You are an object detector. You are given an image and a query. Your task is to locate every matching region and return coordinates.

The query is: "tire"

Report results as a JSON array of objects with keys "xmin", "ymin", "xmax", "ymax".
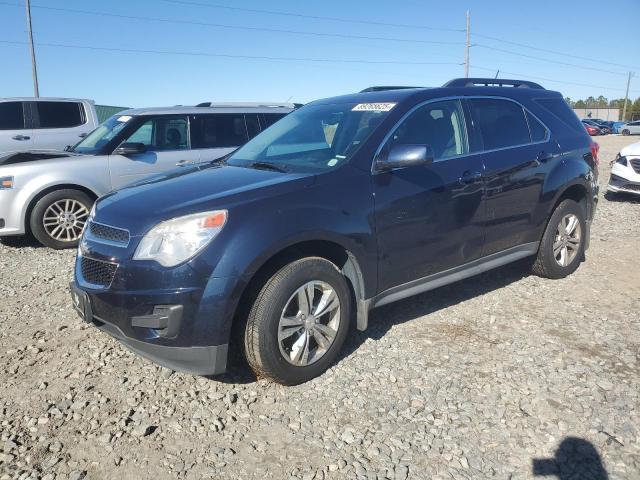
[
  {"xmin": 243, "ymin": 257, "xmax": 351, "ymax": 385},
  {"xmin": 30, "ymin": 189, "xmax": 93, "ymax": 249},
  {"xmin": 622, "ymin": 129, "xmax": 630, "ymax": 136},
  {"xmin": 532, "ymin": 199, "xmax": 586, "ymax": 279}
]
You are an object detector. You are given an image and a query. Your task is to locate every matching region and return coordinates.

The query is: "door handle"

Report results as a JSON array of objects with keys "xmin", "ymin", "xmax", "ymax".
[
  {"xmin": 176, "ymin": 159, "xmax": 195, "ymax": 166},
  {"xmin": 78, "ymin": 133, "xmax": 88, "ymax": 138},
  {"xmin": 458, "ymin": 171, "xmax": 483, "ymax": 184},
  {"xmin": 12, "ymin": 135, "xmax": 30, "ymax": 141}
]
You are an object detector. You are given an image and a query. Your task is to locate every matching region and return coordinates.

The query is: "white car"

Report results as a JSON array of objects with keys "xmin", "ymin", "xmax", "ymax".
[
  {"xmin": 620, "ymin": 120, "xmax": 640, "ymax": 136},
  {"xmin": 608, "ymin": 140, "xmax": 640, "ymax": 195},
  {"xmin": 0, "ymin": 98, "xmax": 99, "ymax": 153}
]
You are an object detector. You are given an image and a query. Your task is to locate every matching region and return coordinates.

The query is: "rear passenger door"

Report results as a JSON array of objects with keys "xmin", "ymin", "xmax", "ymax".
[
  {"xmin": 0, "ymin": 101, "xmax": 33, "ymax": 153},
  {"xmin": 189, "ymin": 113, "xmax": 250, "ymax": 162},
  {"xmin": 30, "ymin": 101, "xmax": 92, "ymax": 151},
  {"xmin": 467, "ymin": 98, "xmax": 556, "ymax": 256}
]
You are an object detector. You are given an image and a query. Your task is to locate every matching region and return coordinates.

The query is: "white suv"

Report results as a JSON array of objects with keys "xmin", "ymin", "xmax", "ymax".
[
  {"xmin": 0, "ymin": 98, "xmax": 99, "ymax": 153},
  {"xmin": 0, "ymin": 103, "xmax": 294, "ymax": 248},
  {"xmin": 608, "ymin": 140, "xmax": 640, "ymax": 196}
]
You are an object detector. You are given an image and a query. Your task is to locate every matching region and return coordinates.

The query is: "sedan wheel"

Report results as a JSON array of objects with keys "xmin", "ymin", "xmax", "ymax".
[{"xmin": 42, "ymin": 199, "xmax": 89, "ymax": 243}]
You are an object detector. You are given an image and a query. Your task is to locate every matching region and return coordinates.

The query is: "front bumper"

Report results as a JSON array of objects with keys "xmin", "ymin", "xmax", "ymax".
[
  {"xmin": 70, "ymin": 281, "xmax": 230, "ymax": 375},
  {"xmin": 0, "ymin": 188, "xmax": 26, "ymax": 236},
  {"xmin": 608, "ymin": 162, "xmax": 640, "ymax": 195}
]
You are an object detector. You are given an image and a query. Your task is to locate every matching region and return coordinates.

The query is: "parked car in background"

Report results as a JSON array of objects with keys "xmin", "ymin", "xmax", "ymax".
[
  {"xmin": 0, "ymin": 98, "xmax": 99, "ymax": 154},
  {"xmin": 608, "ymin": 140, "xmax": 640, "ymax": 196},
  {"xmin": 620, "ymin": 120, "xmax": 640, "ymax": 136},
  {"xmin": 582, "ymin": 119, "xmax": 609, "ymax": 134},
  {"xmin": 0, "ymin": 103, "xmax": 294, "ymax": 248},
  {"xmin": 582, "ymin": 121, "xmax": 601, "ymax": 136},
  {"xmin": 612, "ymin": 121, "xmax": 626, "ymax": 134},
  {"xmin": 70, "ymin": 78, "xmax": 599, "ymax": 385}
]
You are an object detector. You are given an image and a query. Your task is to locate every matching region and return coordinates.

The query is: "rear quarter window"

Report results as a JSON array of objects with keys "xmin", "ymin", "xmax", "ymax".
[{"xmin": 534, "ymin": 98, "xmax": 585, "ymax": 134}]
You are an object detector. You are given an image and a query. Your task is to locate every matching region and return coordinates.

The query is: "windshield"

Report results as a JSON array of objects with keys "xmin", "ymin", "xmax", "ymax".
[
  {"xmin": 72, "ymin": 114, "xmax": 133, "ymax": 154},
  {"xmin": 227, "ymin": 102, "xmax": 393, "ymax": 173}
]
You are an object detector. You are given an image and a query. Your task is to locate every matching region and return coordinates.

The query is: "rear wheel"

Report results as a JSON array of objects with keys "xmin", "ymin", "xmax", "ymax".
[
  {"xmin": 622, "ymin": 129, "xmax": 630, "ymax": 136},
  {"xmin": 243, "ymin": 257, "xmax": 351, "ymax": 385},
  {"xmin": 532, "ymin": 199, "xmax": 586, "ymax": 279},
  {"xmin": 30, "ymin": 189, "xmax": 93, "ymax": 249}
]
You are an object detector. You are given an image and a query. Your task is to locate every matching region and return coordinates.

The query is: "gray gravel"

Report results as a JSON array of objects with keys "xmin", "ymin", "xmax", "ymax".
[{"xmin": 1, "ymin": 135, "xmax": 639, "ymax": 479}]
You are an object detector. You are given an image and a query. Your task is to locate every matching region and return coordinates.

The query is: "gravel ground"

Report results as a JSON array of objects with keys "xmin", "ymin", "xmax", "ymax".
[{"xmin": 1, "ymin": 135, "xmax": 639, "ymax": 480}]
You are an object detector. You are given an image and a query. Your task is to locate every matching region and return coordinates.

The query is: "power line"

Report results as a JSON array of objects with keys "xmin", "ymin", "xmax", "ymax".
[
  {"xmin": 0, "ymin": 39, "xmax": 463, "ymax": 66},
  {"xmin": 160, "ymin": 0, "xmax": 465, "ymax": 32},
  {"xmin": 0, "ymin": 2, "xmax": 463, "ymax": 47},
  {"xmin": 472, "ymin": 65, "xmax": 639, "ymax": 95},
  {"xmin": 474, "ymin": 44, "xmax": 629, "ymax": 76},
  {"xmin": 472, "ymin": 33, "xmax": 640, "ymax": 71}
]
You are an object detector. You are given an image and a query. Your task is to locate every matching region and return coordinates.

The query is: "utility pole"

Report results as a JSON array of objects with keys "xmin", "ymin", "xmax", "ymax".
[
  {"xmin": 622, "ymin": 71, "xmax": 633, "ymax": 121},
  {"xmin": 464, "ymin": 11, "xmax": 470, "ymax": 78},
  {"xmin": 25, "ymin": 0, "xmax": 39, "ymax": 97}
]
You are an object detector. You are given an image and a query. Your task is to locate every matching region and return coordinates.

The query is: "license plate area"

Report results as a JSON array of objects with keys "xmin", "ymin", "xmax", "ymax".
[{"xmin": 70, "ymin": 283, "xmax": 93, "ymax": 323}]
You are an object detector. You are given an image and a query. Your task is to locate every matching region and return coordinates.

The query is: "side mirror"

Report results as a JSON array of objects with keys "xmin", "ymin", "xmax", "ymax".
[
  {"xmin": 375, "ymin": 144, "xmax": 434, "ymax": 172},
  {"xmin": 113, "ymin": 142, "xmax": 146, "ymax": 156}
]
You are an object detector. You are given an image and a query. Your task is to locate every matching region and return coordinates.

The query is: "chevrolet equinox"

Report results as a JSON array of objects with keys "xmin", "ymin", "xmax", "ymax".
[{"xmin": 70, "ymin": 78, "xmax": 599, "ymax": 385}]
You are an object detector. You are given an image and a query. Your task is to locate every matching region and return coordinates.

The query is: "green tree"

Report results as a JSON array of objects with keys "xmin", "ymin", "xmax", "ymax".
[
  {"xmin": 564, "ymin": 97, "xmax": 574, "ymax": 107},
  {"xmin": 574, "ymin": 100, "xmax": 586, "ymax": 109},
  {"xmin": 628, "ymin": 97, "xmax": 640, "ymax": 121}
]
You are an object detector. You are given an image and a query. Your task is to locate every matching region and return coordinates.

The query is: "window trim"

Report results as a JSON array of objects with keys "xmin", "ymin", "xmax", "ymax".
[
  {"xmin": 371, "ymin": 95, "xmax": 551, "ymax": 174},
  {"xmin": 30, "ymin": 101, "xmax": 87, "ymax": 130}
]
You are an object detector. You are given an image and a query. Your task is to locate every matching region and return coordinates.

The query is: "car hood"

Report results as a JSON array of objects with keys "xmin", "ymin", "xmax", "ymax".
[
  {"xmin": 94, "ymin": 164, "xmax": 314, "ymax": 236},
  {"xmin": 620, "ymin": 141, "xmax": 640, "ymax": 157},
  {"xmin": 0, "ymin": 150, "xmax": 83, "ymax": 166}
]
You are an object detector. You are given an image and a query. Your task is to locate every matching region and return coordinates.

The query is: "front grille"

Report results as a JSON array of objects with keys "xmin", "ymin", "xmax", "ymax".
[
  {"xmin": 80, "ymin": 257, "xmax": 118, "ymax": 288},
  {"xmin": 622, "ymin": 183, "xmax": 640, "ymax": 192},
  {"xmin": 88, "ymin": 221, "xmax": 130, "ymax": 245},
  {"xmin": 630, "ymin": 159, "xmax": 640, "ymax": 174}
]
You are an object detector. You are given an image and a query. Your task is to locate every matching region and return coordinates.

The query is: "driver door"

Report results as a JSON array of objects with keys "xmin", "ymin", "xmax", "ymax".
[
  {"xmin": 373, "ymin": 99, "xmax": 486, "ymax": 292},
  {"xmin": 108, "ymin": 115, "xmax": 199, "ymax": 190}
]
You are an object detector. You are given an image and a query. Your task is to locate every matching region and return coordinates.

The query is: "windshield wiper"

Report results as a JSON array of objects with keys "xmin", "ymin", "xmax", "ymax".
[
  {"xmin": 209, "ymin": 149, "xmax": 237, "ymax": 165},
  {"xmin": 246, "ymin": 161, "xmax": 288, "ymax": 173}
]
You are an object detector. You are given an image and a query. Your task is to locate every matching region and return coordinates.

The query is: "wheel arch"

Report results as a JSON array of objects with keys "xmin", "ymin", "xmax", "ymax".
[
  {"xmin": 24, "ymin": 183, "xmax": 98, "ymax": 234},
  {"xmin": 231, "ymin": 239, "xmax": 370, "ymax": 341}
]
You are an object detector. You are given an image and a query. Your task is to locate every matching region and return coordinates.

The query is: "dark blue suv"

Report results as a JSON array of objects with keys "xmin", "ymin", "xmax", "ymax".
[{"xmin": 70, "ymin": 78, "xmax": 599, "ymax": 385}]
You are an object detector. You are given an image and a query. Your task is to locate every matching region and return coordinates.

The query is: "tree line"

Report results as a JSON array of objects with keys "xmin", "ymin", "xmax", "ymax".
[{"xmin": 564, "ymin": 96, "xmax": 640, "ymax": 121}]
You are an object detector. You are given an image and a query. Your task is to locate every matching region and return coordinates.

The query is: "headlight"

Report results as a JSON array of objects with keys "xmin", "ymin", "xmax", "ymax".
[
  {"xmin": 133, "ymin": 210, "xmax": 227, "ymax": 267},
  {"xmin": 0, "ymin": 176, "xmax": 13, "ymax": 189},
  {"xmin": 615, "ymin": 154, "xmax": 628, "ymax": 166}
]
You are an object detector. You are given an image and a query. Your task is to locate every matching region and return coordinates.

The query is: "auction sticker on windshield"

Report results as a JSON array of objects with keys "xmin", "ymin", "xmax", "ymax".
[{"xmin": 352, "ymin": 103, "xmax": 396, "ymax": 112}]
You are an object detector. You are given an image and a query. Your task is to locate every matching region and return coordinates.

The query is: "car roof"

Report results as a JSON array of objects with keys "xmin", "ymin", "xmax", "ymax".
[
  {"xmin": 312, "ymin": 84, "xmax": 563, "ymax": 108},
  {"xmin": 118, "ymin": 105, "xmax": 295, "ymax": 116},
  {"xmin": 0, "ymin": 97, "xmax": 94, "ymax": 103}
]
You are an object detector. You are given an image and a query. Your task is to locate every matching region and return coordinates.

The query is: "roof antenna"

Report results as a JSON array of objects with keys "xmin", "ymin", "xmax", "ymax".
[{"xmin": 494, "ymin": 70, "xmax": 500, "ymax": 79}]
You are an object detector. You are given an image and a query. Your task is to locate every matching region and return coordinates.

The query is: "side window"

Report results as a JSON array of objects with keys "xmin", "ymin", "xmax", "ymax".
[
  {"xmin": 0, "ymin": 102, "xmax": 25, "ymax": 130},
  {"xmin": 125, "ymin": 116, "xmax": 188, "ymax": 151},
  {"xmin": 386, "ymin": 99, "xmax": 468, "ymax": 160},
  {"xmin": 35, "ymin": 102, "xmax": 84, "ymax": 128},
  {"xmin": 525, "ymin": 110, "xmax": 548, "ymax": 142},
  {"xmin": 535, "ymin": 98, "xmax": 585, "ymax": 134},
  {"xmin": 245, "ymin": 114, "xmax": 260, "ymax": 139},
  {"xmin": 191, "ymin": 114, "xmax": 248, "ymax": 149},
  {"xmin": 260, "ymin": 113, "xmax": 286, "ymax": 129},
  {"xmin": 469, "ymin": 99, "xmax": 530, "ymax": 150}
]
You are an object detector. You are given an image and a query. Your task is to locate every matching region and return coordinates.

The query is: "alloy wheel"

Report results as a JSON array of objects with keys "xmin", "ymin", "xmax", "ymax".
[
  {"xmin": 277, "ymin": 281, "xmax": 341, "ymax": 366},
  {"xmin": 42, "ymin": 199, "xmax": 89, "ymax": 243},
  {"xmin": 553, "ymin": 213, "xmax": 582, "ymax": 267}
]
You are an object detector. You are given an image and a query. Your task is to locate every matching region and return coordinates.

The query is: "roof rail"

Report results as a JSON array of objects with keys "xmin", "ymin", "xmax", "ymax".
[
  {"xmin": 195, "ymin": 101, "xmax": 300, "ymax": 108},
  {"xmin": 360, "ymin": 86, "xmax": 424, "ymax": 93},
  {"xmin": 443, "ymin": 78, "xmax": 545, "ymax": 89}
]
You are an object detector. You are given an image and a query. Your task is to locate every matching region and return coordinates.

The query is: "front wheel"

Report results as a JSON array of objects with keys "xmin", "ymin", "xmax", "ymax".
[
  {"xmin": 243, "ymin": 257, "xmax": 351, "ymax": 385},
  {"xmin": 532, "ymin": 199, "xmax": 586, "ymax": 279},
  {"xmin": 622, "ymin": 129, "xmax": 630, "ymax": 136},
  {"xmin": 30, "ymin": 189, "xmax": 93, "ymax": 249}
]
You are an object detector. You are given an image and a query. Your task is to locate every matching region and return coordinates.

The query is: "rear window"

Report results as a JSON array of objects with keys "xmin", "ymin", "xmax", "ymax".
[
  {"xmin": 0, "ymin": 102, "xmax": 25, "ymax": 130},
  {"xmin": 469, "ymin": 98, "xmax": 530, "ymax": 150},
  {"xmin": 525, "ymin": 110, "xmax": 548, "ymax": 142},
  {"xmin": 36, "ymin": 102, "xmax": 85, "ymax": 128},
  {"xmin": 534, "ymin": 98, "xmax": 585, "ymax": 134},
  {"xmin": 190, "ymin": 114, "xmax": 248, "ymax": 148}
]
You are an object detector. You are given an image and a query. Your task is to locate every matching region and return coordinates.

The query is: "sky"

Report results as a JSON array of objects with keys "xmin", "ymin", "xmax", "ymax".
[{"xmin": 1, "ymin": 0, "xmax": 639, "ymax": 108}]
